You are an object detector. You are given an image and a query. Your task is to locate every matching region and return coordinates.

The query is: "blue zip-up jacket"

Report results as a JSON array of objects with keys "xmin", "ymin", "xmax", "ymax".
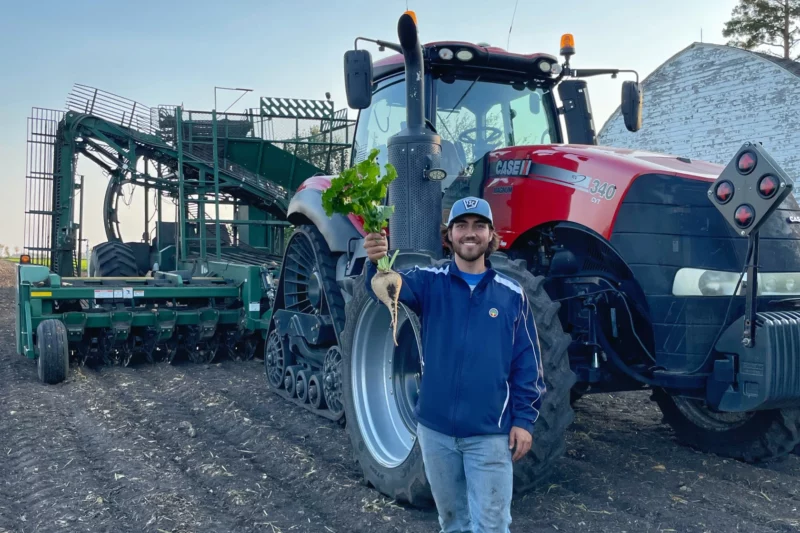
[{"xmin": 365, "ymin": 257, "xmax": 545, "ymax": 438}]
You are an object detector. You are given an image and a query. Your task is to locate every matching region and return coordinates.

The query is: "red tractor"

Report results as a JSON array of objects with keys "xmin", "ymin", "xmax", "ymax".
[{"xmin": 267, "ymin": 12, "xmax": 800, "ymax": 506}]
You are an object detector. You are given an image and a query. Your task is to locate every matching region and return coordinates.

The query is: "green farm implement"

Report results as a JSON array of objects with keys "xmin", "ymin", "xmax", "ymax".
[{"xmin": 18, "ymin": 85, "xmax": 354, "ymax": 378}]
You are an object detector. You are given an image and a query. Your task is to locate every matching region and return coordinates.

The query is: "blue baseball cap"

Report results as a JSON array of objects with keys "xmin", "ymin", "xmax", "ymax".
[{"xmin": 447, "ymin": 196, "xmax": 493, "ymax": 226}]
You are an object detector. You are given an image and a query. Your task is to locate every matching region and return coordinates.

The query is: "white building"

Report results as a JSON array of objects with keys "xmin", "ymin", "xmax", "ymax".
[{"xmin": 598, "ymin": 42, "xmax": 800, "ymax": 199}]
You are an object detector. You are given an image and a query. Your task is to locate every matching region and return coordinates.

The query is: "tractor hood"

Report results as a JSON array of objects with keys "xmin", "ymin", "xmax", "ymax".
[
  {"xmin": 479, "ymin": 142, "xmax": 800, "ymax": 274},
  {"xmin": 486, "ymin": 144, "xmax": 724, "ymax": 185}
]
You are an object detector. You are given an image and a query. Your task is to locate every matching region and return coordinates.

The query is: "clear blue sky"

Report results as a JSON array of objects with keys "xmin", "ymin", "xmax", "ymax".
[{"xmin": 0, "ymin": 0, "xmax": 738, "ymax": 251}]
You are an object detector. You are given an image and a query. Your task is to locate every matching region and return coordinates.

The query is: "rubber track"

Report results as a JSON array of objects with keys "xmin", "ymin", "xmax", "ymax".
[{"xmin": 266, "ymin": 225, "xmax": 347, "ymax": 420}]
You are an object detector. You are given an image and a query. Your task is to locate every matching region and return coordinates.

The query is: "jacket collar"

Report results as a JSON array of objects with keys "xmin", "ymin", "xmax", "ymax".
[{"xmin": 447, "ymin": 256, "xmax": 497, "ymax": 291}]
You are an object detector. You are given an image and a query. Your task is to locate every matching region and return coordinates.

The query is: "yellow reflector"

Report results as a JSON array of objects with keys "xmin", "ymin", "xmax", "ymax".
[
  {"xmin": 31, "ymin": 291, "xmax": 52, "ymax": 297},
  {"xmin": 560, "ymin": 33, "xmax": 575, "ymax": 49},
  {"xmin": 404, "ymin": 10, "xmax": 417, "ymax": 24}
]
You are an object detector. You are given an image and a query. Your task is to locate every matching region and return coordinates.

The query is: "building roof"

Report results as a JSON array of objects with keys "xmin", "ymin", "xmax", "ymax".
[
  {"xmin": 750, "ymin": 49, "xmax": 800, "ymax": 78},
  {"xmin": 597, "ymin": 42, "xmax": 800, "ymax": 135}
]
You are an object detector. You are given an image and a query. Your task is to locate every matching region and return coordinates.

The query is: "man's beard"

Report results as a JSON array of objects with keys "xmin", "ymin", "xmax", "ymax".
[{"xmin": 453, "ymin": 239, "xmax": 488, "ymax": 262}]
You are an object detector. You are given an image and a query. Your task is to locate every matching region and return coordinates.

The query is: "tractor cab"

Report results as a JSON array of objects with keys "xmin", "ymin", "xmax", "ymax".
[{"xmin": 346, "ymin": 35, "xmax": 643, "ymax": 193}]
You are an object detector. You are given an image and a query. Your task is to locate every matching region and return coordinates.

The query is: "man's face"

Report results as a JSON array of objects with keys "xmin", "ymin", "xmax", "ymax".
[{"xmin": 449, "ymin": 215, "xmax": 493, "ymax": 262}]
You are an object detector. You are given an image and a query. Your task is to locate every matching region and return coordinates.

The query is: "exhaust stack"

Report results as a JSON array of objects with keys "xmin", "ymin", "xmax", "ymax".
[{"xmin": 387, "ymin": 12, "xmax": 443, "ymax": 258}]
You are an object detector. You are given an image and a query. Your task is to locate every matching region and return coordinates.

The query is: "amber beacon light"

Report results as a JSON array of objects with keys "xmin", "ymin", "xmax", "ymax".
[{"xmin": 560, "ymin": 34, "xmax": 575, "ymax": 57}]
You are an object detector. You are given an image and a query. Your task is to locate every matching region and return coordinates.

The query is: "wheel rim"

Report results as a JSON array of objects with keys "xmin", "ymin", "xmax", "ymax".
[
  {"xmin": 283, "ymin": 231, "xmax": 324, "ymax": 315},
  {"xmin": 673, "ymin": 396, "xmax": 754, "ymax": 431},
  {"xmin": 323, "ymin": 347, "xmax": 344, "ymax": 416},
  {"xmin": 265, "ymin": 331, "xmax": 285, "ymax": 388},
  {"xmin": 352, "ymin": 299, "xmax": 422, "ymax": 468}
]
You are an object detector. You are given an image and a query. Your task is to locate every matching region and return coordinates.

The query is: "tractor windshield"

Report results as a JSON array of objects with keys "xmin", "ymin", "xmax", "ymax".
[
  {"xmin": 353, "ymin": 74, "xmax": 560, "ymax": 183},
  {"xmin": 434, "ymin": 77, "xmax": 559, "ymax": 179}
]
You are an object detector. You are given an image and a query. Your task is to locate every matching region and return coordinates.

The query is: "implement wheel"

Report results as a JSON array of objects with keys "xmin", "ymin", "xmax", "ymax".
[{"xmin": 36, "ymin": 320, "xmax": 69, "ymax": 385}]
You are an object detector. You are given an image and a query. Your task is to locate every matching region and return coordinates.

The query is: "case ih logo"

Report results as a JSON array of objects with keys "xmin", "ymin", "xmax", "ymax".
[{"xmin": 495, "ymin": 159, "xmax": 532, "ymax": 176}]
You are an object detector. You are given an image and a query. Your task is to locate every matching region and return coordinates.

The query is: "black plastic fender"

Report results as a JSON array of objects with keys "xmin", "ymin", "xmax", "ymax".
[{"xmin": 287, "ymin": 188, "xmax": 362, "ymax": 253}]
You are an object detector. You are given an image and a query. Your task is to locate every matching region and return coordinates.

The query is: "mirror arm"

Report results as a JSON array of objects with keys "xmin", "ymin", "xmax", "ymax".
[
  {"xmin": 354, "ymin": 37, "xmax": 403, "ymax": 54},
  {"xmin": 571, "ymin": 68, "xmax": 639, "ymax": 83}
]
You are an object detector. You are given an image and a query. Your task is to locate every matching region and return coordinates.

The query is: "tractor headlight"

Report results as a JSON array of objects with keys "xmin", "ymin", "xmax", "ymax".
[{"xmin": 672, "ymin": 268, "xmax": 800, "ymax": 296}]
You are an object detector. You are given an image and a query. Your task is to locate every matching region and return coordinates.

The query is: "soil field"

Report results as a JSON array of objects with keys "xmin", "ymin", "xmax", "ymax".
[{"xmin": 2, "ymin": 282, "xmax": 800, "ymax": 532}]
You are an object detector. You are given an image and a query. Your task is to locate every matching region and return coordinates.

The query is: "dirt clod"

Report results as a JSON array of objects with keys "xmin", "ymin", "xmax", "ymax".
[{"xmin": 179, "ymin": 420, "xmax": 197, "ymax": 438}]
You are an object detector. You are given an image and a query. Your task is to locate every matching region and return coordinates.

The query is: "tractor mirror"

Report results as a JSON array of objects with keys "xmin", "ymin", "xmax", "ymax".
[
  {"xmin": 708, "ymin": 142, "xmax": 794, "ymax": 237},
  {"xmin": 621, "ymin": 80, "xmax": 643, "ymax": 132},
  {"xmin": 529, "ymin": 92, "xmax": 541, "ymax": 114},
  {"xmin": 344, "ymin": 49, "xmax": 373, "ymax": 109}
]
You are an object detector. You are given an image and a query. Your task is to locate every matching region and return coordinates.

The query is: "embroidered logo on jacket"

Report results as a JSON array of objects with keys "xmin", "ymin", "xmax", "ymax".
[{"xmin": 489, "ymin": 308, "xmax": 499, "ymax": 318}]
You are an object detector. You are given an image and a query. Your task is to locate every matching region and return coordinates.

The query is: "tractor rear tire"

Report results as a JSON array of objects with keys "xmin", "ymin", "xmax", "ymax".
[
  {"xmin": 89, "ymin": 241, "xmax": 140, "ymax": 277},
  {"xmin": 36, "ymin": 319, "xmax": 69, "ymax": 385},
  {"xmin": 652, "ymin": 388, "xmax": 800, "ymax": 462},
  {"xmin": 340, "ymin": 252, "xmax": 575, "ymax": 507},
  {"xmin": 489, "ymin": 253, "xmax": 576, "ymax": 493}
]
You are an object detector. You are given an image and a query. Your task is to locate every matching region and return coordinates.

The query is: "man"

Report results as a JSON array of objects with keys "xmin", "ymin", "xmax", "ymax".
[{"xmin": 363, "ymin": 196, "xmax": 545, "ymax": 533}]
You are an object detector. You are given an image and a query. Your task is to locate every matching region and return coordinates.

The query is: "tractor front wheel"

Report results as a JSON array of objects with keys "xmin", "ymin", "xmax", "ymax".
[
  {"xmin": 340, "ymin": 266, "xmax": 432, "ymax": 507},
  {"xmin": 339, "ymin": 252, "xmax": 576, "ymax": 507},
  {"xmin": 653, "ymin": 388, "xmax": 800, "ymax": 462}
]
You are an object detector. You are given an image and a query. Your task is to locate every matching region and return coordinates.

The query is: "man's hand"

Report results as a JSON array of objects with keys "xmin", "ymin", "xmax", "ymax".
[
  {"xmin": 364, "ymin": 230, "xmax": 388, "ymax": 264},
  {"xmin": 509, "ymin": 426, "xmax": 532, "ymax": 462}
]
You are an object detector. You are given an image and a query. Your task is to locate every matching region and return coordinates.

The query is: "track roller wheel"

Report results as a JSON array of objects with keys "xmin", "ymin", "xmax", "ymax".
[
  {"xmin": 296, "ymin": 370, "xmax": 310, "ymax": 403},
  {"xmin": 284, "ymin": 365, "xmax": 302, "ymax": 397},
  {"xmin": 308, "ymin": 372, "xmax": 325, "ymax": 410},
  {"xmin": 36, "ymin": 320, "xmax": 69, "ymax": 385}
]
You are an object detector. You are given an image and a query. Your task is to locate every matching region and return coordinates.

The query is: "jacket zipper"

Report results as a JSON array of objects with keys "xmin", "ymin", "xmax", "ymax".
[{"xmin": 451, "ymin": 282, "xmax": 472, "ymax": 436}]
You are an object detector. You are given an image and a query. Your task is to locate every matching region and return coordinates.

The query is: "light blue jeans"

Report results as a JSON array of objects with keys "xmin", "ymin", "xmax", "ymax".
[{"xmin": 416, "ymin": 422, "xmax": 513, "ymax": 533}]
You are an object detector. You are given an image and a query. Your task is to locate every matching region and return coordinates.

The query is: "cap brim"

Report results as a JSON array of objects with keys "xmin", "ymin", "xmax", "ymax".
[{"xmin": 448, "ymin": 213, "xmax": 493, "ymax": 227}]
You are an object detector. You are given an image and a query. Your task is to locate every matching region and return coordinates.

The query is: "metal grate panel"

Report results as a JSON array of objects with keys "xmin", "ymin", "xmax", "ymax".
[
  {"xmin": 260, "ymin": 97, "xmax": 334, "ymax": 120},
  {"xmin": 67, "ymin": 84, "xmax": 156, "ymax": 135},
  {"xmin": 387, "ymin": 141, "xmax": 443, "ymax": 256},
  {"xmin": 24, "ymin": 108, "xmax": 65, "ymax": 268}
]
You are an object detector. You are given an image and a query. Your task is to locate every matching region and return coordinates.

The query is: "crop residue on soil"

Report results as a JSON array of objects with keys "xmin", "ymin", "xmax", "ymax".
[{"xmin": 1, "ymin": 286, "xmax": 800, "ymax": 532}]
